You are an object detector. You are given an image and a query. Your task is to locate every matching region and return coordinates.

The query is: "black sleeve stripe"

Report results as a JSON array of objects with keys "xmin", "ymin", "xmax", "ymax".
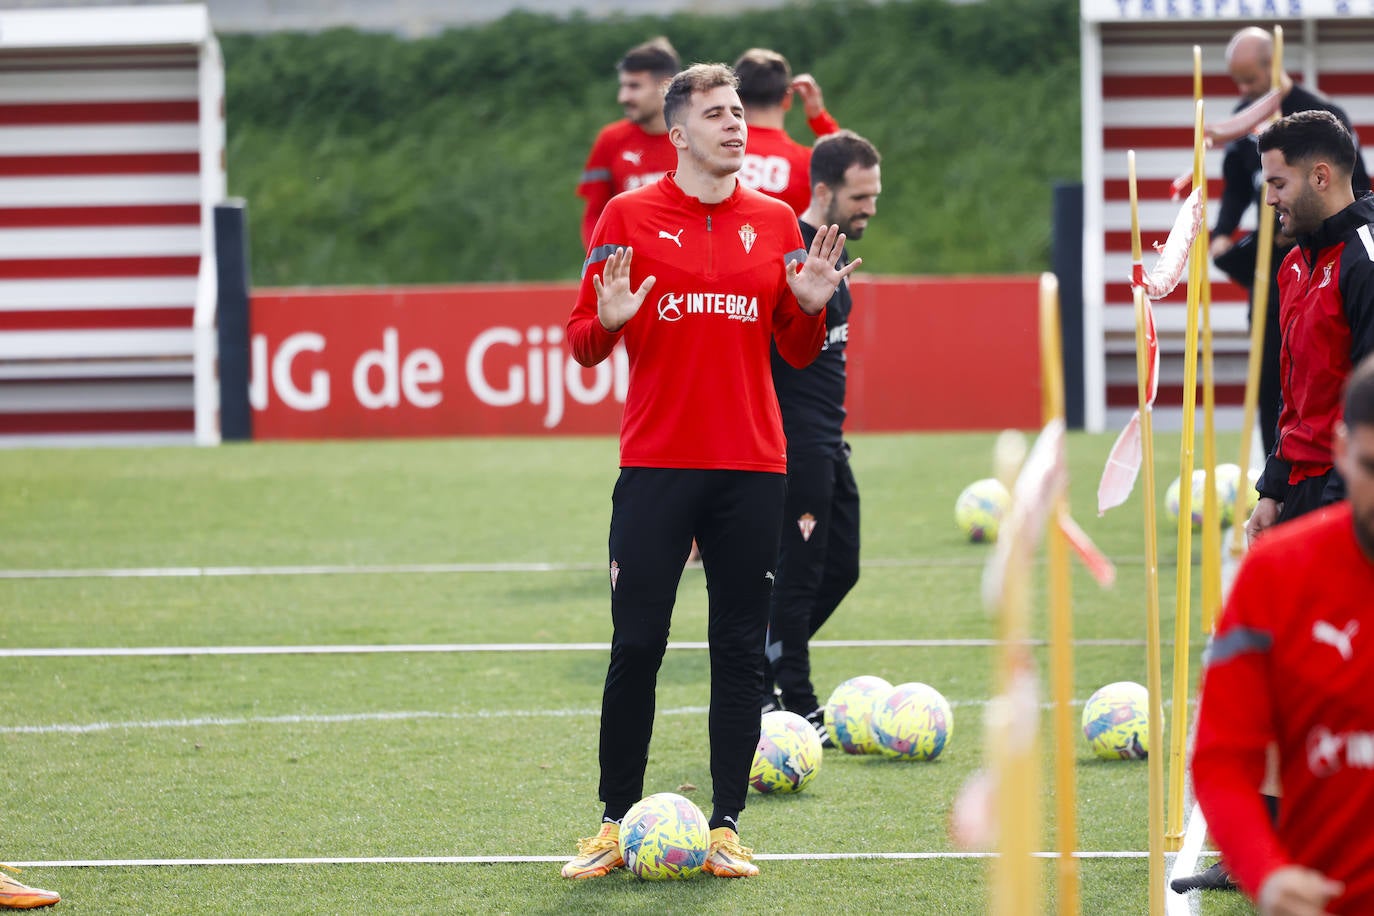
[
  {"xmin": 784, "ymin": 247, "xmax": 807, "ymax": 267},
  {"xmin": 581, "ymin": 244, "xmax": 623, "ymax": 279},
  {"xmin": 1204, "ymin": 625, "xmax": 1273, "ymax": 667}
]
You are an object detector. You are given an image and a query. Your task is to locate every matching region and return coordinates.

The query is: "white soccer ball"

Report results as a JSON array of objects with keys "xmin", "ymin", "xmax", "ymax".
[{"xmin": 955, "ymin": 478, "xmax": 1011, "ymax": 543}]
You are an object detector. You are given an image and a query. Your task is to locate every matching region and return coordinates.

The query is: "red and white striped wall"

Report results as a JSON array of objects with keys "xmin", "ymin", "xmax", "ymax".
[
  {"xmin": 1080, "ymin": 3, "xmax": 1374, "ymax": 433},
  {"xmin": 0, "ymin": 4, "xmax": 224, "ymax": 446}
]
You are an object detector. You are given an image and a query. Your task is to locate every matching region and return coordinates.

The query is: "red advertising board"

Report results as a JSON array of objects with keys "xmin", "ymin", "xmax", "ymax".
[{"xmin": 250, "ymin": 277, "xmax": 1041, "ymax": 439}]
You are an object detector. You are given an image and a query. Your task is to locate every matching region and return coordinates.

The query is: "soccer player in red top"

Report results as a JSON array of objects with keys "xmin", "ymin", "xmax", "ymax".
[
  {"xmin": 576, "ymin": 37, "xmax": 681, "ymax": 250},
  {"xmin": 733, "ymin": 49, "xmax": 841, "ymax": 215},
  {"xmin": 1178, "ymin": 107, "xmax": 1374, "ymax": 902},
  {"xmin": 1247, "ymin": 110, "xmax": 1374, "ymax": 539},
  {"xmin": 560, "ymin": 62, "xmax": 859, "ymax": 881},
  {"xmin": 1193, "ymin": 353, "xmax": 1374, "ymax": 915}
]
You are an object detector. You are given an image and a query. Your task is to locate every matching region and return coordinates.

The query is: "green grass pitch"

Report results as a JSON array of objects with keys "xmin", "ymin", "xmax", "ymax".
[{"xmin": 0, "ymin": 432, "xmax": 1259, "ymax": 914}]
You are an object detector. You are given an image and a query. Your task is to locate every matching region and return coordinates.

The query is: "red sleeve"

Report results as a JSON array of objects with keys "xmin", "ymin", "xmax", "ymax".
[
  {"xmin": 581, "ymin": 192, "xmax": 610, "ymax": 251},
  {"xmin": 807, "ymin": 110, "xmax": 840, "ymax": 138},
  {"xmin": 567, "ymin": 205, "xmax": 625, "ymax": 367},
  {"xmin": 771, "ymin": 225, "xmax": 825, "ymax": 368},
  {"xmin": 1191, "ymin": 551, "xmax": 1292, "ymax": 898},
  {"xmin": 578, "ymin": 129, "xmax": 615, "ymax": 250}
]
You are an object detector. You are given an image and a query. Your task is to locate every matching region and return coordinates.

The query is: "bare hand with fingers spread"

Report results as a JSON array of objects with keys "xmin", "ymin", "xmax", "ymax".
[
  {"xmin": 786, "ymin": 223, "xmax": 860, "ymax": 316},
  {"xmin": 591, "ymin": 246, "xmax": 655, "ymax": 332}
]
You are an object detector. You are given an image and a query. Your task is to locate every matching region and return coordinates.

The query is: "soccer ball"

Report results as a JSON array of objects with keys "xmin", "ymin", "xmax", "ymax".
[
  {"xmin": 618, "ymin": 792, "xmax": 709, "ymax": 879},
  {"xmin": 1081, "ymin": 681, "xmax": 1149, "ymax": 760},
  {"xmin": 872, "ymin": 682, "xmax": 954, "ymax": 761},
  {"xmin": 824, "ymin": 675, "xmax": 893, "ymax": 755},
  {"xmin": 1213, "ymin": 463, "xmax": 1241, "ymax": 527},
  {"xmin": 1163, "ymin": 469, "xmax": 1208, "ymax": 528},
  {"xmin": 955, "ymin": 478, "xmax": 1011, "ymax": 543},
  {"xmin": 750, "ymin": 710, "xmax": 823, "ymax": 794},
  {"xmin": 1165, "ymin": 465, "xmax": 1259, "ymax": 529}
]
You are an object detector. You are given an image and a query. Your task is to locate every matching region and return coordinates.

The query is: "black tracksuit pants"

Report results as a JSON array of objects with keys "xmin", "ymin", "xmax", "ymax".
[
  {"xmin": 597, "ymin": 467, "xmax": 786, "ymax": 825},
  {"xmin": 764, "ymin": 444, "xmax": 860, "ymax": 716}
]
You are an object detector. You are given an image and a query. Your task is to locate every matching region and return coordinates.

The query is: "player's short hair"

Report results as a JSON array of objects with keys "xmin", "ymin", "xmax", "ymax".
[
  {"xmin": 663, "ymin": 63, "xmax": 738, "ymax": 130},
  {"xmin": 733, "ymin": 48, "xmax": 791, "ymax": 108},
  {"xmin": 810, "ymin": 130, "xmax": 881, "ymax": 189},
  {"xmin": 618, "ymin": 37, "xmax": 680, "ymax": 80},
  {"xmin": 1345, "ymin": 352, "xmax": 1374, "ymax": 430},
  {"xmin": 1257, "ymin": 110, "xmax": 1357, "ymax": 176}
]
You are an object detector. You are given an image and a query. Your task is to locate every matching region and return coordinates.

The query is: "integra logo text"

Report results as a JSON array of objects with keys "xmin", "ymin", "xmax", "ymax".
[{"xmin": 659, "ymin": 292, "xmax": 761, "ymax": 322}]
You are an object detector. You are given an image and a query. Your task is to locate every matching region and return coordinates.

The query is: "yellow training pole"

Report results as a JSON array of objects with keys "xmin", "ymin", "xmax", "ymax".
[
  {"xmin": 1165, "ymin": 97, "xmax": 1205, "ymax": 853},
  {"xmin": 1129, "ymin": 150, "xmax": 1167, "ymax": 916},
  {"xmin": 1230, "ymin": 24, "xmax": 1285, "ymax": 559},
  {"xmin": 1040, "ymin": 273, "xmax": 1078, "ymax": 916},
  {"xmin": 1196, "ymin": 44, "xmax": 1223, "ymax": 638},
  {"xmin": 989, "ymin": 457, "xmax": 1042, "ymax": 916}
]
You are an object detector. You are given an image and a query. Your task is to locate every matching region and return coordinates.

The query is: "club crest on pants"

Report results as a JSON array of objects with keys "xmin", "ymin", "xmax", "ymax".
[
  {"xmin": 797, "ymin": 512, "xmax": 817, "ymax": 541},
  {"xmin": 610, "ymin": 560, "xmax": 619, "ymax": 591}
]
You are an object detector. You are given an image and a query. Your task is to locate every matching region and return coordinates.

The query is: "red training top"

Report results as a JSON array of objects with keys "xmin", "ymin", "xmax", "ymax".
[
  {"xmin": 576, "ymin": 120, "xmax": 677, "ymax": 249},
  {"xmin": 1192, "ymin": 501, "xmax": 1374, "ymax": 913},
  {"xmin": 567, "ymin": 173, "xmax": 825, "ymax": 472},
  {"xmin": 738, "ymin": 111, "xmax": 841, "ymax": 215}
]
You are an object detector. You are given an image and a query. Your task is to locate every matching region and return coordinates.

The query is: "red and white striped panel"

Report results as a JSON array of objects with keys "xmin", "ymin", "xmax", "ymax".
[
  {"xmin": 0, "ymin": 48, "xmax": 204, "ymax": 439},
  {"xmin": 1095, "ymin": 25, "xmax": 1374, "ymax": 429}
]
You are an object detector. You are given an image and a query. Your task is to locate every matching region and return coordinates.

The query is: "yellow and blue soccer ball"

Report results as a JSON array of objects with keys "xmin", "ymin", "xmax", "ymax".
[
  {"xmin": 1081, "ymin": 681, "xmax": 1149, "ymax": 760},
  {"xmin": 872, "ymin": 682, "xmax": 954, "ymax": 761},
  {"xmin": 1166, "ymin": 465, "xmax": 1260, "ymax": 529},
  {"xmin": 955, "ymin": 478, "xmax": 1011, "ymax": 543},
  {"xmin": 750, "ymin": 710, "xmax": 823, "ymax": 794},
  {"xmin": 1164, "ymin": 468, "xmax": 1208, "ymax": 528},
  {"xmin": 824, "ymin": 675, "xmax": 893, "ymax": 755},
  {"xmin": 618, "ymin": 792, "xmax": 709, "ymax": 879}
]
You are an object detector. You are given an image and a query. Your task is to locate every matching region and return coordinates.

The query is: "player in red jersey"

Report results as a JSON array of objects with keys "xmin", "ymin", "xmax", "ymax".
[
  {"xmin": 1247, "ymin": 111, "xmax": 1374, "ymax": 539},
  {"xmin": 1193, "ymin": 353, "xmax": 1374, "ymax": 915},
  {"xmin": 733, "ymin": 48, "xmax": 841, "ymax": 215},
  {"xmin": 576, "ymin": 37, "xmax": 681, "ymax": 249},
  {"xmin": 1179, "ymin": 108, "xmax": 1374, "ymax": 900},
  {"xmin": 560, "ymin": 62, "xmax": 859, "ymax": 881}
]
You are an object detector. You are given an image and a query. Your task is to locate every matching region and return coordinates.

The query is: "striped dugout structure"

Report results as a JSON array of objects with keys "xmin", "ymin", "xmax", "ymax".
[
  {"xmin": 0, "ymin": 4, "xmax": 225, "ymax": 446},
  {"xmin": 1080, "ymin": 4, "xmax": 1374, "ymax": 433}
]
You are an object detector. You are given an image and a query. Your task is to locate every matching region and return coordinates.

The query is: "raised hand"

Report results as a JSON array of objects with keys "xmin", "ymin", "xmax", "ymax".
[
  {"xmin": 789, "ymin": 74, "xmax": 826, "ymax": 118},
  {"xmin": 592, "ymin": 247, "xmax": 656, "ymax": 332},
  {"xmin": 785, "ymin": 224, "xmax": 861, "ymax": 316}
]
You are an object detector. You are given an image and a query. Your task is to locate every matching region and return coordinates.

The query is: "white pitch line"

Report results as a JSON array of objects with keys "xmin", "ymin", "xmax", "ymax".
[
  {"xmin": 9, "ymin": 850, "xmax": 1214, "ymax": 868},
  {"xmin": 2, "ymin": 697, "xmax": 1174, "ymax": 736},
  {"xmin": 0, "ymin": 554, "xmax": 1163, "ymax": 580},
  {"xmin": 1168, "ymin": 803, "xmax": 1210, "ymax": 916},
  {"xmin": 0, "ymin": 638, "xmax": 1154, "ymax": 659}
]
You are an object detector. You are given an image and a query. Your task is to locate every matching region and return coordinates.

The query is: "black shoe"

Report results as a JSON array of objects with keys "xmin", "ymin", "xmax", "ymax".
[
  {"xmin": 804, "ymin": 708, "xmax": 835, "ymax": 749},
  {"xmin": 1169, "ymin": 861, "xmax": 1238, "ymax": 893},
  {"xmin": 761, "ymin": 687, "xmax": 785, "ymax": 716}
]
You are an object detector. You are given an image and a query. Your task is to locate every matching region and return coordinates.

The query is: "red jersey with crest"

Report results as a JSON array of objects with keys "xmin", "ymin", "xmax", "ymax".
[
  {"xmin": 739, "ymin": 111, "xmax": 840, "ymax": 215},
  {"xmin": 577, "ymin": 120, "xmax": 677, "ymax": 249},
  {"xmin": 567, "ymin": 173, "xmax": 825, "ymax": 472},
  {"xmin": 1192, "ymin": 501, "xmax": 1374, "ymax": 912},
  {"xmin": 1258, "ymin": 194, "xmax": 1374, "ymax": 496}
]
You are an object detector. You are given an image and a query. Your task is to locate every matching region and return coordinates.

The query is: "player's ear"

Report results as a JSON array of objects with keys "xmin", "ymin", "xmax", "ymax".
[
  {"xmin": 669, "ymin": 123, "xmax": 688, "ymax": 150},
  {"xmin": 1311, "ymin": 160, "xmax": 1332, "ymax": 191}
]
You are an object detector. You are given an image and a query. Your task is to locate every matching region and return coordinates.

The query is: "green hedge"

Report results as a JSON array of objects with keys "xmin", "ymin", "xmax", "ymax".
[{"xmin": 222, "ymin": 0, "xmax": 1081, "ymax": 286}]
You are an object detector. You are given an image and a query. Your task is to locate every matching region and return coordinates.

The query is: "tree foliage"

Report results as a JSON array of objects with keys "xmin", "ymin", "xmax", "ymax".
[{"xmin": 222, "ymin": 0, "xmax": 1081, "ymax": 285}]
